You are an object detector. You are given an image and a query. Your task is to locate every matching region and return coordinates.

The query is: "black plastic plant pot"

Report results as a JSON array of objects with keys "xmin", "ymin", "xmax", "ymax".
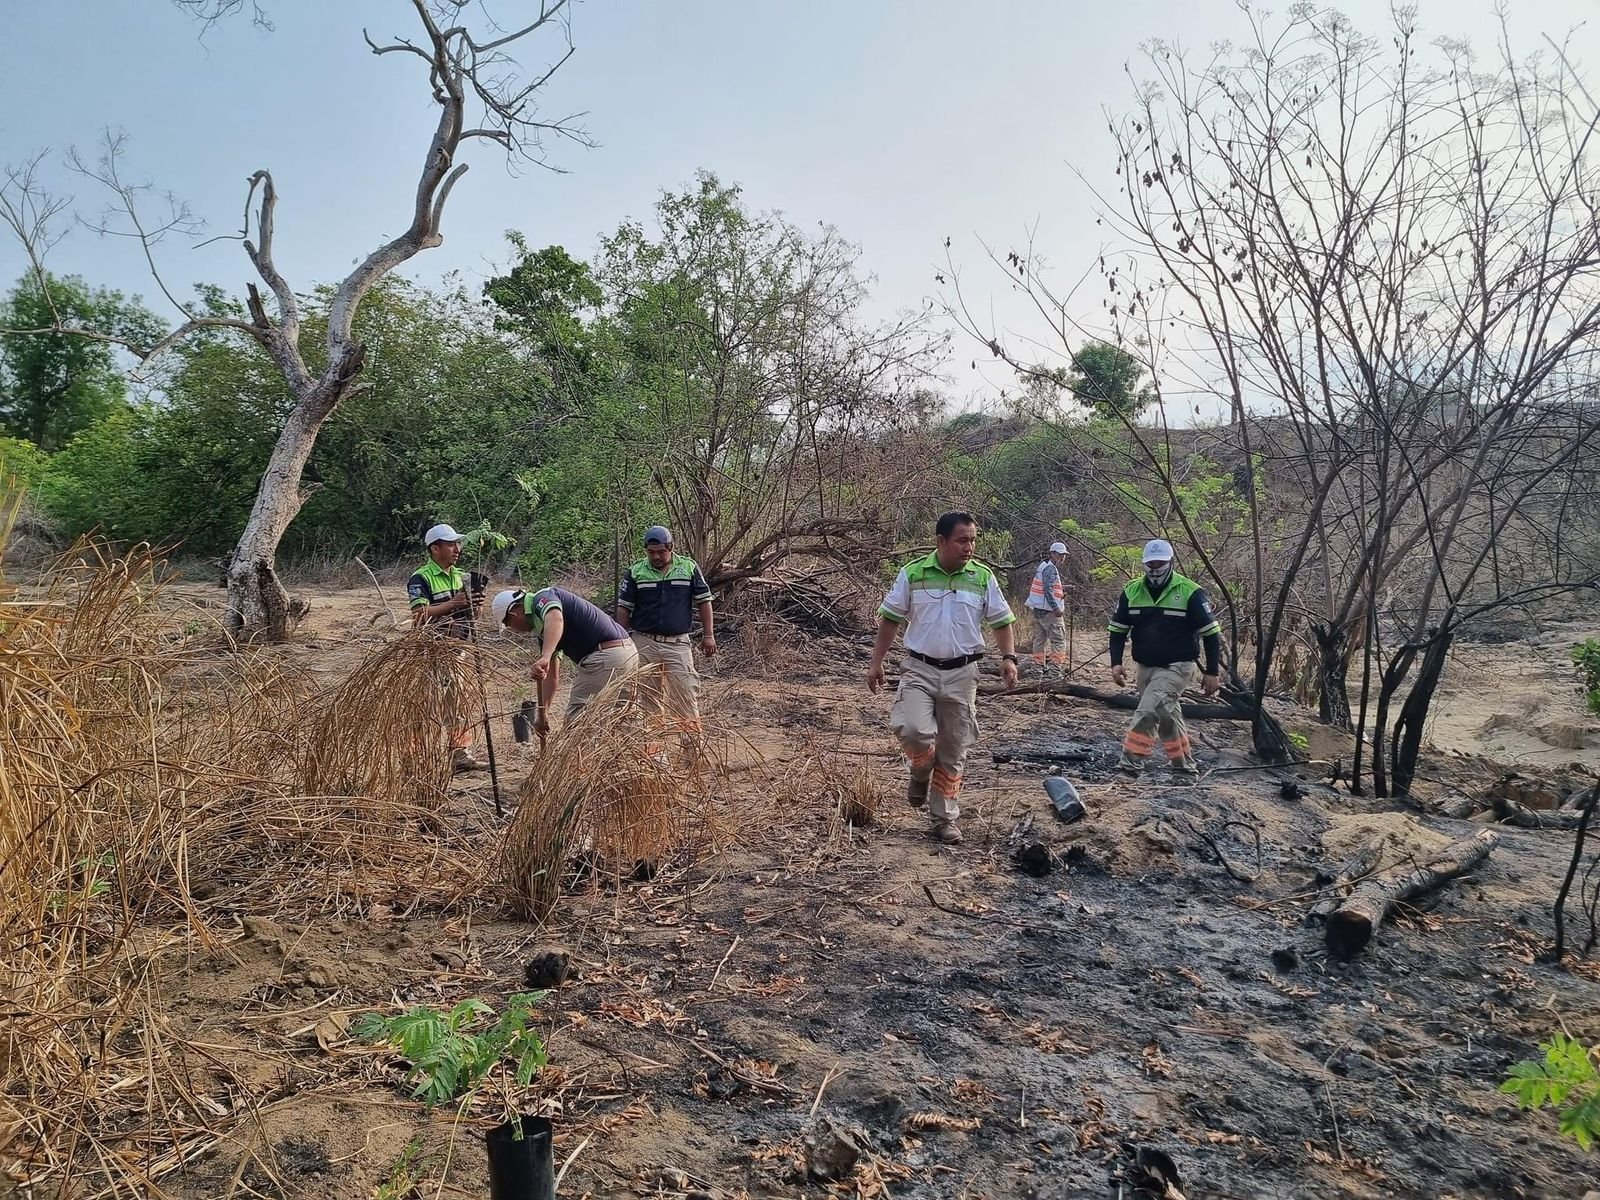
[
  {"xmin": 512, "ymin": 713, "xmax": 531, "ymax": 744},
  {"xmin": 485, "ymin": 1114, "xmax": 555, "ymax": 1200}
]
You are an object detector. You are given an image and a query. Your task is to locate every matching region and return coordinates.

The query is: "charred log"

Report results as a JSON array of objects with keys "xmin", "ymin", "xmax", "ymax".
[
  {"xmin": 1307, "ymin": 840, "xmax": 1384, "ymax": 925},
  {"xmin": 1325, "ymin": 830, "xmax": 1499, "ymax": 959}
]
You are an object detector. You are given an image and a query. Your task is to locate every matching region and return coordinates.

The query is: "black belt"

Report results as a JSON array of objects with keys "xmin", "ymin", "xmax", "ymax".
[{"xmin": 908, "ymin": 650, "xmax": 984, "ymax": 670}]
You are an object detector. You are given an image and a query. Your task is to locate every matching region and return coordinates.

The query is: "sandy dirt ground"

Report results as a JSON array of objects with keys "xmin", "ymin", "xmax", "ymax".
[
  {"xmin": 80, "ymin": 580, "xmax": 1600, "ymax": 1200},
  {"xmin": 1425, "ymin": 620, "xmax": 1600, "ymax": 772}
]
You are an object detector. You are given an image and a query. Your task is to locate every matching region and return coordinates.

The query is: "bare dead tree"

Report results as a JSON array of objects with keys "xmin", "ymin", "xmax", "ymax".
[
  {"xmin": 953, "ymin": 7, "xmax": 1600, "ymax": 787},
  {"xmin": 0, "ymin": 0, "xmax": 589, "ymax": 637}
]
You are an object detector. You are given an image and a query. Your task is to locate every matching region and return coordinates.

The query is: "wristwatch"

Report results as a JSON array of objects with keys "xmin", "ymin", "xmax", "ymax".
[{"xmin": 1001, "ymin": 653, "xmax": 1019, "ymax": 664}]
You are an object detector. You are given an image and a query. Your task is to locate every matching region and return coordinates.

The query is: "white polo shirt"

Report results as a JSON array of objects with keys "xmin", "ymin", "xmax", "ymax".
[{"xmin": 878, "ymin": 552, "xmax": 1016, "ymax": 660}]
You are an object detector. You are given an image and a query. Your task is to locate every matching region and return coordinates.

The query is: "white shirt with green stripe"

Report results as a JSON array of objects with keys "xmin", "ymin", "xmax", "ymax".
[{"xmin": 878, "ymin": 551, "xmax": 1016, "ymax": 660}]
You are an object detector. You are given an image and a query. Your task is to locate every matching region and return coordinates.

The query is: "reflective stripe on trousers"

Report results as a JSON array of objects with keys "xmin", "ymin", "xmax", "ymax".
[
  {"xmin": 890, "ymin": 656, "xmax": 980, "ymax": 822},
  {"xmin": 1028, "ymin": 609, "xmax": 1068, "ymax": 665},
  {"xmin": 1122, "ymin": 663, "xmax": 1198, "ymax": 764}
]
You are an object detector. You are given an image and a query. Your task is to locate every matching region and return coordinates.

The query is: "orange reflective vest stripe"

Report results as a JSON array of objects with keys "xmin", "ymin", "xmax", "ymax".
[{"xmin": 1028, "ymin": 564, "xmax": 1064, "ymax": 604}]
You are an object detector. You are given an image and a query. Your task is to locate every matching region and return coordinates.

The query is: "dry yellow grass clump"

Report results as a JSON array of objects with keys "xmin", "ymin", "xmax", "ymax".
[
  {"xmin": 500, "ymin": 667, "xmax": 732, "ymax": 921},
  {"xmin": 0, "ymin": 528, "xmax": 263, "ymax": 1193},
  {"xmin": 0, "ymin": 476, "xmax": 498, "ymax": 1194},
  {"xmin": 294, "ymin": 631, "xmax": 466, "ymax": 812}
]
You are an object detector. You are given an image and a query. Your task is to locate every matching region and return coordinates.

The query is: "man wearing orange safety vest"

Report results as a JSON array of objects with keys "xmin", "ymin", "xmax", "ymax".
[
  {"xmin": 1106, "ymin": 539, "xmax": 1222, "ymax": 778},
  {"xmin": 1025, "ymin": 541, "xmax": 1068, "ymax": 671}
]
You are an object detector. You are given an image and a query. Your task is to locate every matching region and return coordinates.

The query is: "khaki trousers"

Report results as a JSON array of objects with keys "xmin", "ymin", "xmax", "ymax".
[
  {"xmin": 565, "ymin": 642, "xmax": 641, "ymax": 718},
  {"xmin": 441, "ymin": 649, "xmax": 475, "ymax": 750},
  {"xmin": 1123, "ymin": 663, "xmax": 1198, "ymax": 765},
  {"xmin": 890, "ymin": 657, "xmax": 980, "ymax": 821},
  {"xmin": 633, "ymin": 635, "xmax": 701, "ymax": 731},
  {"xmin": 1027, "ymin": 609, "xmax": 1068, "ymax": 666}
]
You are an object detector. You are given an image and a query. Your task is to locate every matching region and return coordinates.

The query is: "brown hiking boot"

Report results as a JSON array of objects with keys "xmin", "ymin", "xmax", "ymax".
[
  {"xmin": 907, "ymin": 776, "xmax": 929, "ymax": 808},
  {"xmin": 450, "ymin": 748, "xmax": 487, "ymax": 775},
  {"xmin": 932, "ymin": 819, "xmax": 963, "ymax": 845}
]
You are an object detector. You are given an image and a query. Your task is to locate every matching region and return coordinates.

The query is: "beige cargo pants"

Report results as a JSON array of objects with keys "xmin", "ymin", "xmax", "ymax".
[
  {"xmin": 1123, "ymin": 662, "xmax": 1198, "ymax": 768},
  {"xmin": 565, "ymin": 642, "xmax": 641, "ymax": 718},
  {"xmin": 1028, "ymin": 609, "xmax": 1067, "ymax": 666},
  {"xmin": 891, "ymin": 657, "xmax": 980, "ymax": 821},
  {"xmin": 633, "ymin": 634, "xmax": 702, "ymax": 732},
  {"xmin": 441, "ymin": 648, "xmax": 475, "ymax": 750}
]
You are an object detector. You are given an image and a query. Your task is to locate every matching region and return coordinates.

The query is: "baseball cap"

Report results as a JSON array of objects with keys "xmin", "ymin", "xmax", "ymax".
[
  {"xmin": 491, "ymin": 589, "xmax": 521, "ymax": 625},
  {"xmin": 1048, "ymin": 541, "xmax": 1068, "ymax": 555},
  {"xmin": 644, "ymin": 525, "xmax": 673, "ymax": 546},
  {"xmin": 1142, "ymin": 538, "xmax": 1175, "ymax": 563},
  {"xmin": 424, "ymin": 523, "xmax": 464, "ymax": 547}
]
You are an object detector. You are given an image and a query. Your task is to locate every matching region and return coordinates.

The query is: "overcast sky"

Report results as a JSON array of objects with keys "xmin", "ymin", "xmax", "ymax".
[{"xmin": 2, "ymin": 0, "xmax": 1596, "ymax": 402}]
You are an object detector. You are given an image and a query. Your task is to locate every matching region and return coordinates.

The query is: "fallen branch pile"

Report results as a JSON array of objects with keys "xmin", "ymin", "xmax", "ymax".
[{"xmin": 981, "ymin": 677, "xmax": 1255, "ymax": 720}]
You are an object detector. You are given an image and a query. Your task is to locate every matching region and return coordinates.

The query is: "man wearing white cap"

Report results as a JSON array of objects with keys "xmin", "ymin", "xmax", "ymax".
[
  {"xmin": 615, "ymin": 525, "xmax": 716, "ymax": 734},
  {"xmin": 1106, "ymin": 538, "xmax": 1223, "ymax": 777},
  {"xmin": 490, "ymin": 585, "xmax": 639, "ymax": 731},
  {"xmin": 1025, "ymin": 541, "xmax": 1069, "ymax": 671},
  {"xmin": 407, "ymin": 523, "xmax": 487, "ymax": 773}
]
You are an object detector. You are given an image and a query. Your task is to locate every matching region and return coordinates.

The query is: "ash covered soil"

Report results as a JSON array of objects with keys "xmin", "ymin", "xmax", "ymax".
[{"xmin": 158, "ymin": 583, "xmax": 1600, "ymax": 1200}]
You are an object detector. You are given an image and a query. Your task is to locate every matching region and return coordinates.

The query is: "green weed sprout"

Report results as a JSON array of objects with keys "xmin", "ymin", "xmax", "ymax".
[{"xmin": 1500, "ymin": 1033, "xmax": 1600, "ymax": 1150}]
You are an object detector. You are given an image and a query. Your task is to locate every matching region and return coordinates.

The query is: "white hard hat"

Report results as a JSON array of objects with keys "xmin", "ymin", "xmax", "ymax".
[
  {"xmin": 1048, "ymin": 542, "xmax": 1068, "ymax": 555},
  {"xmin": 1142, "ymin": 538, "xmax": 1175, "ymax": 563},
  {"xmin": 491, "ymin": 589, "xmax": 520, "ymax": 625},
  {"xmin": 424, "ymin": 523, "xmax": 464, "ymax": 547}
]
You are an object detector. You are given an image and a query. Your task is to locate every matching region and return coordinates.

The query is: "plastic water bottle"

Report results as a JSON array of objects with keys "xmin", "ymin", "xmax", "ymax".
[{"xmin": 1043, "ymin": 776, "xmax": 1087, "ymax": 823}]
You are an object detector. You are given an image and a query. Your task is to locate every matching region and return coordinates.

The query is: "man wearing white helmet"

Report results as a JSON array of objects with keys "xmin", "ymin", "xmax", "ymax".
[
  {"xmin": 1106, "ymin": 538, "xmax": 1223, "ymax": 777},
  {"xmin": 1025, "ymin": 541, "xmax": 1069, "ymax": 672},
  {"xmin": 491, "ymin": 585, "xmax": 639, "ymax": 733},
  {"xmin": 407, "ymin": 523, "xmax": 488, "ymax": 774}
]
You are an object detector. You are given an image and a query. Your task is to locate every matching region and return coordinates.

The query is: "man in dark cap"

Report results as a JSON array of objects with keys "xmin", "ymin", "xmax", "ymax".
[{"xmin": 615, "ymin": 524, "xmax": 716, "ymax": 734}]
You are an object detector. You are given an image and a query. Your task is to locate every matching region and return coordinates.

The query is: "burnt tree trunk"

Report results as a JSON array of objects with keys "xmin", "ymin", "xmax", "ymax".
[
  {"xmin": 1312, "ymin": 620, "xmax": 1353, "ymax": 730},
  {"xmin": 1495, "ymin": 795, "xmax": 1589, "ymax": 831},
  {"xmin": 1550, "ymin": 783, "xmax": 1600, "ymax": 962},
  {"xmin": 1388, "ymin": 628, "xmax": 1453, "ymax": 798},
  {"xmin": 1370, "ymin": 644, "xmax": 1417, "ymax": 798},
  {"xmin": 1325, "ymin": 830, "xmax": 1499, "ymax": 958}
]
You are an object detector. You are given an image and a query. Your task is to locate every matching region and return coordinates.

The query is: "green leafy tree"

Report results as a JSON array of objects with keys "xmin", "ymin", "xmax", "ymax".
[
  {"xmin": 0, "ymin": 273, "xmax": 165, "ymax": 450},
  {"xmin": 1066, "ymin": 341, "xmax": 1155, "ymax": 421},
  {"xmin": 483, "ymin": 239, "xmax": 637, "ymax": 580},
  {"xmin": 594, "ymin": 171, "xmax": 944, "ymax": 585}
]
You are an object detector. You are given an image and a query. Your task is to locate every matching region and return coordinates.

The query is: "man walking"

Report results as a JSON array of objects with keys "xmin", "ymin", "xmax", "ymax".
[
  {"xmin": 1106, "ymin": 538, "xmax": 1223, "ymax": 777},
  {"xmin": 407, "ymin": 523, "xmax": 487, "ymax": 774},
  {"xmin": 1025, "ymin": 541, "xmax": 1069, "ymax": 671},
  {"xmin": 615, "ymin": 525, "xmax": 715, "ymax": 734},
  {"xmin": 491, "ymin": 585, "xmax": 640, "ymax": 734},
  {"xmin": 868, "ymin": 511, "xmax": 1019, "ymax": 845}
]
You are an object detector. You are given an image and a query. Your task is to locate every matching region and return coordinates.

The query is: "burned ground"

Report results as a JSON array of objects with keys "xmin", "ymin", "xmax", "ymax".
[{"xmin": 106, "ymin": 587, "xmax": 1600, "ymax": 1199}]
